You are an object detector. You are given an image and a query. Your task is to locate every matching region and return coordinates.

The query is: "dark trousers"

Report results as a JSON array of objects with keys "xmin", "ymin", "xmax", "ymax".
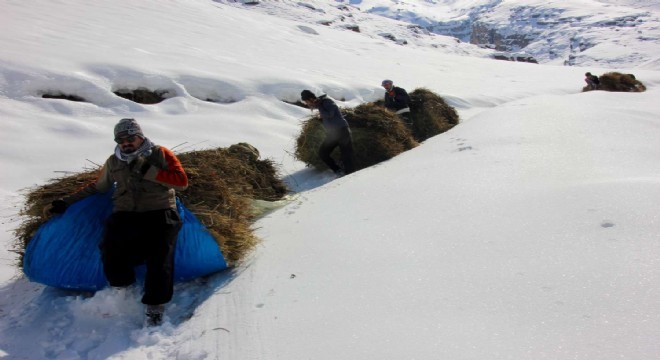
[
  {"xmin": 100, "ymin": 209, "xmax": 182, "ymax": 305},
  {"xmin": 319, "ymin": 126, "xmax": 355, "ymax": 174}
]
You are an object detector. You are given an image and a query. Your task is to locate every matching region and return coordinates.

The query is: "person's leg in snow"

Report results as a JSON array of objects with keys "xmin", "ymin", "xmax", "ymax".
[
  {"xmin": 145, "ymin": 304, "xmax": 165, "ymax": 327},
  {"xmin": 318, "ymin": 135, "xmax": 342, "ymax": 174},
  {"xmin": 101, "ymin": 209, "xmax": 182, "ymax": 327},
  {"xmin": 319, "ymin": 127, "xmax": 355, "ymax": 176},
  {"xmin": 337, "ymin": 127, "xmax": 355, "ymax": 175},
  {"xmin": 141, "ymin": 209, "xmax": 181, "ymax": 326},
  {"xmin": 100, "ymin": 212, "xmax": 140, "ymax": 287}
]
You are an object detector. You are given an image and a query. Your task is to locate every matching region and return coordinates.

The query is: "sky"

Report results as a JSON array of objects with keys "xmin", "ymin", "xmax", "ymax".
[{"xmin": 0, "ymin": 0, "xmax": 659, "ymax": 359}]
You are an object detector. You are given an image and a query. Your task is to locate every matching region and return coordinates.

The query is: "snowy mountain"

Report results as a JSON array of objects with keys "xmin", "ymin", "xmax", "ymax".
[
  {"xmin": 213, "ymin": 0, "xmax": 495, "ymax": 57},
  {"xmin": 344, "ymin": 0, "xmax": 660, "ymax": 68},
  {"xmin": 0, "ymin": 0, "xmax": 659, "ymax": 359}
]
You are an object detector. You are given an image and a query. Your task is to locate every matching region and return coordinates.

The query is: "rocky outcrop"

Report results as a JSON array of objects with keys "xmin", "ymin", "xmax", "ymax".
[
  {"xmin": 471, "ymin": 21, "xmax": 534, "ymax": 53},
  {"xmin": 492, "ymin": 53, "xmax": 538, "ymax": 63}
]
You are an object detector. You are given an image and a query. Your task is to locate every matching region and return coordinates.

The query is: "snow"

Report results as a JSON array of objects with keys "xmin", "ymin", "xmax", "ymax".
[
  {"xmin": 349, "ymin": 0, "xmax": 660, "ymax": 67},
  {"xmin": 1, "ymin": 0, "xmax": 659, "ymax": 359}
]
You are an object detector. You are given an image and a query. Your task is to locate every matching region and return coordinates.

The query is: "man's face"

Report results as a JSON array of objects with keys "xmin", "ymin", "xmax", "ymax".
[
  {"xmin": 115, "ymin": 135, "xmax": 144, "ymax": 152},
  {"xmin": 383, "ymin": 83, "xmax": 393, "ymax": 91},
  {"xmin": 304, "ymin": 99, "xmax": 316, "ymax": 108}
]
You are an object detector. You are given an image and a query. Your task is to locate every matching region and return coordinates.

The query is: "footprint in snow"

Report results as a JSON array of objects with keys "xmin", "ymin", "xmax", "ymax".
[{"xmin": 601, "ymin": 221, "xmax": 615, "ymax": 228}]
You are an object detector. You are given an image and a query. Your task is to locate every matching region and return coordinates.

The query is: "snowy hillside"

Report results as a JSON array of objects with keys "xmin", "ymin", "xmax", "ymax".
[
  {"xmin": 213, "ymin": 0, "xmax": 494, "ymax": 57},
  {"xmin": 349, "ymin": 0, "xmax": 660, "ymax": 68},
  {"xmin": 1, "ymin": 0, "xmax": 659, "ymax": 359}
]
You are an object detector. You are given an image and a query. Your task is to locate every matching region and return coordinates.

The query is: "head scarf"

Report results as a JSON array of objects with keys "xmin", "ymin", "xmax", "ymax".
[{"xmin": 115, "ymin": 137, "xmax": 155, "ymax": 163}]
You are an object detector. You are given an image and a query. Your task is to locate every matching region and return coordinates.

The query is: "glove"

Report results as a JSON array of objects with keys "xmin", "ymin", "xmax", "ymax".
[
  {"xmin": 48, "ymin": 199, "xmax": 68, "ymax": 214},
  {"xmin": 131, "ymin": 156, "xmax": 151, "ymax": 177}
]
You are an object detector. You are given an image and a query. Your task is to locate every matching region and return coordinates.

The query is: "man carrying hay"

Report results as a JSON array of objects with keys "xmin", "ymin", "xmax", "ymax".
[
  {"xmin": 46, "ymin": 118, "xmax": 188, "ymax": 326},
  {"xmin": 300, "ymin": 90, "xmax": 355, "ymax": 176},
  {"xmin": 382, "ymin": 79, "xmax": 412, "ymax": 127},
  {"xmin": 585, "ymin": 72, "xmax": 600, "ymax": 90}
]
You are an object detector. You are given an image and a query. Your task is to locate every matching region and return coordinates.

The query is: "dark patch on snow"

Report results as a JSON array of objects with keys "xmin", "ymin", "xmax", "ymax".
[
  {"xmin": 41, "ymin": 93, "xmax": 87, "ymax": 102},
  {"xmin": 343, "ymin": 24, "xmax": 360, "ymax": 33},
  {"xmin": 113, "ymin": 87, "xmax": 174, "ymax": 104}
]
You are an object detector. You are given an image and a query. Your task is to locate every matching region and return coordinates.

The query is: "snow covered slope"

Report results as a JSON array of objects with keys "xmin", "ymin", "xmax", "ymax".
[
  {"xmin": 0, "ymin": 0, "xmax": 659, "ymax": 359},
  {"xmin": 213, "ymin": 0, "xmax": 494, "ymax": 56},
  {"xmin": 351, "ymin": 0, "xmax": 660, "ymax": 68}
]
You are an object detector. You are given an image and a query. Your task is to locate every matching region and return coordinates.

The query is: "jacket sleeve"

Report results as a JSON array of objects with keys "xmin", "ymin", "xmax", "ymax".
[
  {"xmin": 142, "ymin": 147, "xmax": 188, "ymax": 191},
  {"xmin": 320, "ymin": 99, "xmax": 339, "ymax": 118},
  {"xmin": 395, "ymin": 88, "xmax": 411, "ymax": 106},
  {"xmin": 61, "ymin": 159, "xmax": 114, "ymax": 205}
]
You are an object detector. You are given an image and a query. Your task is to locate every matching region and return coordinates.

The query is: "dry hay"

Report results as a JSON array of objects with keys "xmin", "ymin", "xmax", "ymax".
[
  {"xmin": 181, "ymin": 143, "xmax": 288, "ymax": 203},
  {"xmin": 175, "ymin": 144, "xmax": 287, "ymax": 264},
  {"xmin": 373, "ymin": 88, "xmax": 459, "ymax": 142},
  {"xmin": 13, "ymin": 170, "xmax": 99, "ymax": 266},
  {"xmin": 583, "ymin": 72, "xmax": 646, "ymax": 92},
  {"xmin": 295, "ymin": 102, "xmax": 418, "ymax": 171},
  {"xmin": 408, "ymin": 87, "xmax": 459, "ymax": 141},
  {"xmin": 13, "ymin": 143, "xmax": 287, "ymax": 268}
]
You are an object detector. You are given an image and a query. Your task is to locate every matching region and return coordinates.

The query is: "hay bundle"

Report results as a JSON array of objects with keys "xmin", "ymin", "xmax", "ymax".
[
  {"xmin": 583, "ymin": 72, "xmax": 646, "ymax": 92},
  {"xmin": 295, "ymin": 102, "xmax": 418, "ymax": 172},
  {"xmin": 14, "ymin": 170, "xmax": 98, "ymax": 266},
  {"xmin": 373, "ymin": 87, "xmax": 459, "ymax": 142},
  {"xmin": 14, "ymin": 143, "xmax": 287, "ymax": 267},
  {"xmin": 175, "ymin": 145, "xmax": 286, "ymax": 264},
  {"xmin": 408, "ymin": 88, "xmax": 459, "ymax": 141},
  {"xmin": 180, "ymin": 144, "xmax": 287, "ymax": 203}
]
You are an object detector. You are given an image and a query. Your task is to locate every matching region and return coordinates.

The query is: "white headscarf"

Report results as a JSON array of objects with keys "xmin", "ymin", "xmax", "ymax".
[{"xmin": 114, "ymin": 137, "xmax": 155, "ymax": 163}]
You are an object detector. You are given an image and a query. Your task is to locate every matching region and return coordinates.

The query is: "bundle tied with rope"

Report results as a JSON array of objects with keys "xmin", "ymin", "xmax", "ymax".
[
  {"xmin": 374, "ymin": 87, "xmax": 460, "ymax": 142},
  {"xmin": 407, "ymin": 87, "xmax": 459, "ymax": 142},
  {"xmin": 295, "ymin": 102, "xmax": 418, "ymax": 172},
  {"xmin": 582, "ymin": 72, "xmax": 646, "ymax": 93},
  {"xmin": 173, "ymin": 143, "xmax": 287, "ymax": 264},
  {"xmin": 295, "ymin": 88, "xmax": 459, "ymax": 172},
  {"xmin": 14, "ymin": 143, "xmax": 287, "ymax": 289}
]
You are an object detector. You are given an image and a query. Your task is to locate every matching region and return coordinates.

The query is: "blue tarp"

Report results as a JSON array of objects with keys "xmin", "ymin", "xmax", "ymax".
[{"xmin": 23, "ymin": 191, "xmax": 228, "ymax": 291}]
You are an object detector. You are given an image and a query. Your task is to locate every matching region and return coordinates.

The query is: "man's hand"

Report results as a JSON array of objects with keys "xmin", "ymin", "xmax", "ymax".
[{"xmin": 131, "ymin": 156, "xmax": 151, "ymax": 177}]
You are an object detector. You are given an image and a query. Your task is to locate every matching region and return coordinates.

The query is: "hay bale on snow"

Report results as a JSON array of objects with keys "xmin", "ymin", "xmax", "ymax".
[
  {"xmin": 373, "ymin": 87, "xmax": 459, "ymax": 142},
  {"xmin": 14, "ymin": 170, "xmax": 99, "ymax": 267},
  {"xmin": 295, "ymin": 102, "xmax": 418, "ymax": 172},
  {"xmin": 14, "ymin": 143, "xmax": 287, "ymax": 267},
  {"xmin": 408, "ymin": 87, "xmax": 459, "ymax": 141},
  {"xmin": 180, "ymin": 143, "xmax": 288, "ymax": 203},
  {"xmin": 583, "ymin": 72, "xmax": 646, "ymax": 92},
  {"xmin": 175, "ymin": 145, "xmax": 287, "ymax": 264}
]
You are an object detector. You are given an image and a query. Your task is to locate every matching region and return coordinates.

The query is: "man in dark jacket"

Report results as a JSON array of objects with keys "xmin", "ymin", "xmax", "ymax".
[
  {"xmin": 382, "ymin": 79, "xmax": 412, "ymax": 127},
  {"xmin": 585, "ymin": 72, "xmax": 600, "ymax": 90},
  {"xmin": 48, "ymin": 118, "xmax": 188, "ymax": 326},
  {"xmin": 301, "ymin": 90, "xmax": 355, "ymax": 176}
]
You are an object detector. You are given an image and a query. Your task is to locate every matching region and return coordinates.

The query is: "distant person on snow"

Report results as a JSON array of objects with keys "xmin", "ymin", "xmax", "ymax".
[
  {"xmin": 585, "ymin": 72, "xmax": 600, "ymax": 90},
  {"xmin": 300, "ymin": 90, "xmax": 355, "ymax": 176},
  {"xmin": 381, "ymin": 79, "xmax": 412, "ymax": 127},
  {"xmin": 47, "ymin": 118, "xmax": 188, "ymax": 327}
]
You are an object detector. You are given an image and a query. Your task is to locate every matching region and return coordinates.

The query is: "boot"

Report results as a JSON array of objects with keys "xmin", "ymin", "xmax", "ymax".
[{"xmin": 145, "ymin": 304, "xmax": 165, "ymax": 327}]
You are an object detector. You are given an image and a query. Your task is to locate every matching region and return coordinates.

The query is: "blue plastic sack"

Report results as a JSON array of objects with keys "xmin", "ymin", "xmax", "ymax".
[{"xmin": 23, "ymin": 191, "xmax": 228, "ymax": 291}]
